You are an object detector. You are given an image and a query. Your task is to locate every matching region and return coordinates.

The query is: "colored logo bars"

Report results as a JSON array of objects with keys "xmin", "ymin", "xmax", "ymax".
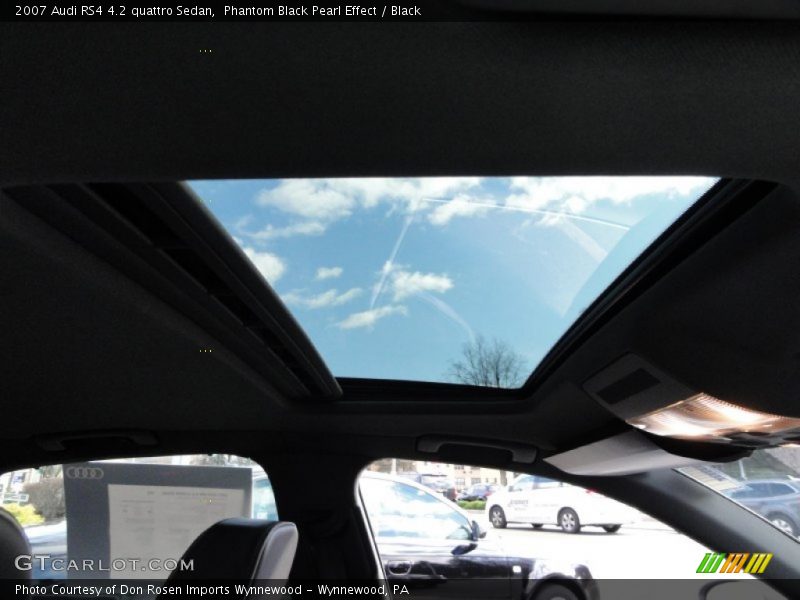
[{"xmin": 696, "ymin": 552, "xmax": 773, "ymax": 574}]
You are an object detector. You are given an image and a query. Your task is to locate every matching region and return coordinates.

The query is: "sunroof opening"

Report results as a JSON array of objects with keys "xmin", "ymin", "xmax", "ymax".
[{"xmin": 189, "ymin": 177, "xmax": 718, "ymax": 388}]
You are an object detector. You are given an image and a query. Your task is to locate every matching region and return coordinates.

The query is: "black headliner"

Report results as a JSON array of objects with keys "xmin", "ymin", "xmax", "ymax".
[{"xmin": 2, "ymin": 21, "xmax": 800, "ymax": 185}]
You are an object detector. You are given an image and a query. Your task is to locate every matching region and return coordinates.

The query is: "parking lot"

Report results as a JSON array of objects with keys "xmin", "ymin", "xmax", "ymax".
[{"xmin": 471, "ymin": 513, "xmax": 724, "ymax": 580}]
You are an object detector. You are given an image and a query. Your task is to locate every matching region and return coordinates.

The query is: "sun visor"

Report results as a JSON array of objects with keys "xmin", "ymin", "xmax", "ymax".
[{"xmin": 545, "ymin": 430, "xmax": 745, "ymax": 476}]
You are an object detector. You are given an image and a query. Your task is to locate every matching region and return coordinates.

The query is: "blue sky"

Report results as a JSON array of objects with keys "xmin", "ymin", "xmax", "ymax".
[{"xmin": 189, "ymin": 176, "xmax": 717, "ymax": 386}]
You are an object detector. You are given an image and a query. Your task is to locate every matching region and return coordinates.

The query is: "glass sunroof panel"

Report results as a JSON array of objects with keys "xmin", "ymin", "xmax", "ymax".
[{"xmin": 189, "ymin": 177, "xmax": 718, "ymax": 387}]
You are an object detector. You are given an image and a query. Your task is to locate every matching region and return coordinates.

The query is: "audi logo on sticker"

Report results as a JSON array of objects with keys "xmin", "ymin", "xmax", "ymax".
[{"xmin": 65, "ymin": 466, "xmax": 104, "ymax": 480}]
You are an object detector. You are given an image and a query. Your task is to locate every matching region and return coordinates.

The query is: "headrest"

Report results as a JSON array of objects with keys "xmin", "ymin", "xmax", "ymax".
[
  {"xmin": 159, "ymin": 518, "xmax": 298, "ymax": 592},
  {"xmin": 0, "ymin": 508, "xmax": 31, "ymax": 579}
]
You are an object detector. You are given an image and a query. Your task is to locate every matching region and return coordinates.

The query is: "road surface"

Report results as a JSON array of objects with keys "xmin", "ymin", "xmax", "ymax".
[{"xmin": 472, "ymin": 514, "xmax": 739, "ymax": 580}]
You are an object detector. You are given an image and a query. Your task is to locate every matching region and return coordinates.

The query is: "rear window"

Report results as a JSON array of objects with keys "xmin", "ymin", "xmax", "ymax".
[{"xmin": 0, "ymin": 454, "xmax": 274, "ymax": 581}]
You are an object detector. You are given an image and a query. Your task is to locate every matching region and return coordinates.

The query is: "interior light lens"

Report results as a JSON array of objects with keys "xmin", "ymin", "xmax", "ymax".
[{"xmin": 627, "ymin": 393, "xmax": 800, "ymax": 440}]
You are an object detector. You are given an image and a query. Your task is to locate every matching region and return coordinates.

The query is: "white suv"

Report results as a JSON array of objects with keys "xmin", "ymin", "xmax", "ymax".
[{"xmin": 486, "ymin": 475, "xmax": 638, "ymax": 534}]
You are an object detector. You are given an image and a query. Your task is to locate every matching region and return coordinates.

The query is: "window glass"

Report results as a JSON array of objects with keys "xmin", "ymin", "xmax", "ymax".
[
  {"xmin": 770, "ymin": 483, "xmax": 796, "ymax": 496},
  {"xmin": 679, "ymin": 447, "xmax": 800, "ymax": 540},
  {"xmin": 363, "ymin": 459, "xmax": 736, "ymax": 582},
  {"xmin": 252, "ymin": 476, "xmax": 278, "ymax": 520},
  {"xmin": 360, "ymin": 477, "xmax": 470, "ymax": 540},
  {"xmin": 0, "ymin": 454, "xmax": 273, "ymax": 581}
]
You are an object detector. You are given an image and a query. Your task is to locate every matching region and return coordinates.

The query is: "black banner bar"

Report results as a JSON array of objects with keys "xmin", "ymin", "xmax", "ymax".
[
  {"xmin": 2, "ymin": 578, "xmax": 796, "ymax": 600},
  {"xmin": 3, "ymin": 1, "xmax": 508, "ymax": 22}
]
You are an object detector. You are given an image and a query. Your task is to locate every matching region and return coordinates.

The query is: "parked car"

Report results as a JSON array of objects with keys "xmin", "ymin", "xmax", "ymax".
[
  {"xmin": 457, "ymin": 483, "xmax": 499, "ymax": 502},
  {"xmin": 397, "ymin": 472, "xmax": 457, "ymax": 502},
  {"xmin": 724, "ymin": 479, "xmax": 800, "ymax": 537},
  {"xmin": 360, "ymin": 472, "xmax": 596, "ymax": 600},
  {"xmin": 487, "ymin": 475, "xmax": 638, "ymax": 534}
]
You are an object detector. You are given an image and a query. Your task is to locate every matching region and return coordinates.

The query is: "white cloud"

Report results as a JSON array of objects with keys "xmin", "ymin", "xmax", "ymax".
[
  {"xmin": 336, "ymin": 305, "xmax": 407, "ymax": 330},
  {"xmin": 389, "ymin": 177, "xmax": 482, "ymax": 213},
  {"xmin": 241, "ymin": 246, "xmax": 286, "ymax": 283},
  {"xmin": 249, "ymin": 177, "xmax": 712, "ymax": 246},
  {"xmin": 246, "ymin": 221, "xmax": 326, "ymax": 241},
  {"xmin": 428, "ymin": 194, "xmax": 490, "ymax": 226},
  {"xmin": 390, "ymin": 270, "xmax": 453, "ymax": 301},
  {"xmin": 283, "ymin": 287, "xmax": 362, "ymax": 309},
  {"xmin": 325, "ymin": 177, "xmax": 482, "ymax": 214},
  {"xmin": 316, "ymin": 266, "xmax": 343, "ymax": 280},
  {"xmin": 256, "ymin": 177, "xmax": 483, "ymax": 223},
  {"xmin": 505, "ymin": 176, "xmax": 713, "ymax": 216},
  {"xmin": 257, "ymin": 179, "xmax": 357, "ymax": 221}
]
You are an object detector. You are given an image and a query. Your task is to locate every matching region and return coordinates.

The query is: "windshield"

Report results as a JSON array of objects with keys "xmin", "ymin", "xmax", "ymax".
[{"xmin": 190, "ymin": 176, "xmax": 717, "ymax": 387}]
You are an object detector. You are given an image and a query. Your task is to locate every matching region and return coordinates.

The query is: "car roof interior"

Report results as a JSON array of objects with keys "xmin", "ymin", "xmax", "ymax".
[{"xmin": 3, "ymin": 5, "xmax": 800, "ymax": 593}]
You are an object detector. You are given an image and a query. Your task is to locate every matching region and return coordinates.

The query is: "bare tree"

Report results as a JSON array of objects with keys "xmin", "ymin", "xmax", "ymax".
[
  {"xmin": 449, "ymin": 335, "xmax": 526, "ymax": 388},
  {"xmin": 37, "ymin": 465, "xmax": 63, "ymax": 480},
  {"xmin": 447, "ymin": 337, "xmax": 527, "ymax": 486}
]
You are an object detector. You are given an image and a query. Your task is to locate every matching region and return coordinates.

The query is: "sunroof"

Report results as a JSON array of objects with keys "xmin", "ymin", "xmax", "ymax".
[{"xmin": 189, "ymin": 177, "xmax": 717, "ymax": 388}]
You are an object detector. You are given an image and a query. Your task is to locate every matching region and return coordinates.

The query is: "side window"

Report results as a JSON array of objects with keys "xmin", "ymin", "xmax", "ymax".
[
  {"xmin": 364, "ymin": 459, "xmax": 728, "ymax": 582},
  {"xmin": 680, "ymin": 448, "xmax": 800, "ymax": 540},
  {"xmin": 361, "ymin": 477, "xmax": 471, "ymax": 540},
  {"xmin": 770, "ymin": 483, "xmax": 794, "ymax": 496},
  {"xmin": 253, "ymin": 477, "xmax": 277, "ymax": 520},
  {"xmin": 0, "ymin": 454, "xmax": 273, "ymax": 581}
]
